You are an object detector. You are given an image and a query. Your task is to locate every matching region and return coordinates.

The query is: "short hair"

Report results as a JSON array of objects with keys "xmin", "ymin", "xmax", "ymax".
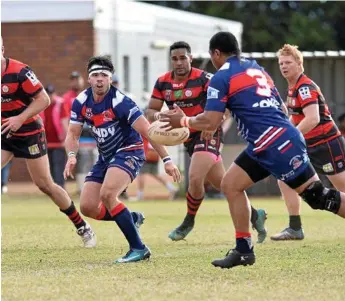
[
  {"xmin": 278, "ymin": 44, "xmax": 304, "ymax": 71},
  {"xmin": 209, "ymin": 31, "xmax": 240, "ymax": 56},
  {"xmin": 169, "ymin": 41, "xmax": 191, "ymax": 55},
  {"xmin": 87, "ymin": 55, "xmax": 114, "ymax": 73},
  {"xmin": 338, "ymin": 113, "xmax": 345, "ymax": 123}
]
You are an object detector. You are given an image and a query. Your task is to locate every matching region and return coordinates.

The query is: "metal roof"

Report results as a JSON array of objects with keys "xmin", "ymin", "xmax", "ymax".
[{"xmin": 193, "ymin": 50, "xmax": 345, "ymax": 59}]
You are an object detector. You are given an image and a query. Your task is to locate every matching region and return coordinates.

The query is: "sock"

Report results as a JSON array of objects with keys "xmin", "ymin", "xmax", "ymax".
[
  {"xmin": 110, "ymin": 202, "xmax": 145, "ymax": 250},
  {"xmin": 235, "ymin": 232, "xmax": 253, "ymax": 254},
  {"xmin": 289, "ymin": 215, "xmax": 302, "ymax": 231},
  {"xmin": 186, "ymin": 192, "xmax": 204, "ymax": 217},
  {"xmin": 60, "ymin": 202, "xmax": 86, "ymax": 229},
  {"xmin": 96, "ymin": 202, "xmax": 138, "ymax": 223},
  {"xmin": 137, "ymin": 190, "xmax": 144, "ymax": 200},
  {"xmin": 250, "ymin": 206, "xmax": 258, "ymax": 226},
  {"xmin": 166, "ymin": 182, "xmax": 176, "ymax": 192}
]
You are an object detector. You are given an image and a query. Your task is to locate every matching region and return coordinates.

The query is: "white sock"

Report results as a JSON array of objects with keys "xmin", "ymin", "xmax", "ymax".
[
  {"xmin": 137, "ymin": 190, "xmax": 144, "ymax": 200},
  {"xmin": 166, "ymin": 182, "xmax": 176, "ymax": 192}
]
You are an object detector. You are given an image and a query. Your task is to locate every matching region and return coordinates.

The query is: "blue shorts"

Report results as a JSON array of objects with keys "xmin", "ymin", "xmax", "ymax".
[
  {"xmin": 85, "ymin": 150, "xmax": 145, "ymax": 184},
  {"xmin": 246, "ymin": 133, "xmax": 311, "ymax": 182}
]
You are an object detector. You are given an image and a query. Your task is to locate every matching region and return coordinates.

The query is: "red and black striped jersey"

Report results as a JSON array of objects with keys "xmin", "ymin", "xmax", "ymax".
[
  {"xmin": 287, "ymin": 74, "xmax": 341, "ymax": 147},
  {"xmin": 152, "ymin": 68, "xmax": 213, "ymax": 134},
  {"xmin": 1, "ymin": 58, "xmax": 44, "ymax": 136}
]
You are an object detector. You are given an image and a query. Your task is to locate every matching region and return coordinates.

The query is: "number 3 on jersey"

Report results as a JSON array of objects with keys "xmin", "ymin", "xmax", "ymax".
[{"xmin": 246, "ymin": 69, "xmax": 271, "ymax": 97}]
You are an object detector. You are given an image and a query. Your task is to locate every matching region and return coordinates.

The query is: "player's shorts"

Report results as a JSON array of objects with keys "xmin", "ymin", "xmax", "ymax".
[
  {"xmin": 140, "ymin": 161, "xmax": 158, "ymax": 175},
  {"xmin": 184, "ymin": 127, "xmax": 223, "ymax": 158},
  {"xmin": 307, "ymin": 135, "xmax": 345, "ymax": 175},
  {"xmin": 235, "ymin": 133, "xmax": 316, "ymax": 189},
  {"xmin": 85, "ymin": 149, "xmax": 145, "ymax": 184},
  {"xmin": 1, "ymin": 131, "xmax": 47, "ymax": 159}
]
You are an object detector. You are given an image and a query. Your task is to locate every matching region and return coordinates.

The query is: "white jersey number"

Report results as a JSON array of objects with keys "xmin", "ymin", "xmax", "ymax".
[{"xmin": 246, "ymin": 69, "xmax": 271, "ymax": 97}]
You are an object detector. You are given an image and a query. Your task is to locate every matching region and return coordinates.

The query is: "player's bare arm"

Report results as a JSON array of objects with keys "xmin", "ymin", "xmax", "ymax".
[
  {"xmin": 161, "ymin": 104, "xmax": 223, "ymax": 132},
  {"xmin": 132, "ymin": 115, "xmax": 181, "ymax": 183},
  {"xmin": 1, "ymin": 89, "xmax": 50, "ymax": 135},
  {"xmin": 64, "ymin": 123, "xmax": 83, "ymax": 179},
  {"xmin": 296, "ymin": 104, "xmax": 320, "ymax": 135},
  {"xmin": 146, "ymin": 97, "xmax": 164, "ymax": 122}
]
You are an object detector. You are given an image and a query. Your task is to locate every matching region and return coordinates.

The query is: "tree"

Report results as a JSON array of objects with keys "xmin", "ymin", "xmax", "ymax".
[{"xmin": 143, "ymin": 1, "xmax": 345, "ymax": 51}]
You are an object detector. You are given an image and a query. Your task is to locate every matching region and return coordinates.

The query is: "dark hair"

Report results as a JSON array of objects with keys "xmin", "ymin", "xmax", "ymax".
[
  {"xmin": 87, "ymin": 55, "xmax": 114, "ymax": 73},
  {"xmin": 169, "ymin": 41, "xmax": 191, "ymax": 55},
  {"xmin": 209, "ymin": 31, "xmax": 240, "ymax": 56},
  {"xmin": 338, "ymin": 113, "xmax": 345, "ymax": 123}
]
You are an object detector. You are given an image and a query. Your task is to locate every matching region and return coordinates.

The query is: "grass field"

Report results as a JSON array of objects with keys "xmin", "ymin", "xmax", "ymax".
[{"xmin": 2, "ymin": 195, "xmax": 345, "ymax": 301}]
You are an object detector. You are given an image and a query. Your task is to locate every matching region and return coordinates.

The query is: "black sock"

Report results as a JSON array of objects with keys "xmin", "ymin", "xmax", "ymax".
[
  {"xmin": 236, "ymin": 237, "xmax": 253, "ymax": 254},
  {"xmin": 289, "ymin": 215, "xmax": 302, "ymax": 231},
  {"xmin": 250, "ymin": 206, "xmax": 258, "ymax": 226},
  {"xmin": 60, "ymin": 202, "xmax": 86, "ymax": 229}
]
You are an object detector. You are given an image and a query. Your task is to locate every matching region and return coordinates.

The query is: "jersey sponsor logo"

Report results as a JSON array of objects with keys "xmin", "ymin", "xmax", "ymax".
[
  {"xmin": 124, "ymin": 156, "xmax": 137, "ymax": 170},
  {"xmin": 280, "ymin": 170, "xmax": 295, "ymax": 181},
  {"xmin": 173, "ymin": 101, "xmax": 193, "ymax": 108},
  {"xmin": 92, "ymin": 125, "xmax": 116, "ymax": 138},
  {"xmin": 172, "ymin": 83, "xmax": 184, "ymax": 88},
  {"xmin": 1, "ymin": 97, "xmax": 12, "ymax": 103},
  {"xmin": 28, "ymin": 144, "xmax": 40, "ymax": 155},
  {"xmin": 298, "ymin": 86, "xmax": 312, "ymax": 100},
  {"xmin": 174, "ymin": 90, "xmax": 183, "ymax": 99},
  {"xmin": 252, "ymin": 97, "xmax": 280, "ymax": 109},
  {"xmin": 25, "ymin": 70, "xmax": 39, "ymax": 86},
  {"xmin": 194, "ymin": 144, "xmax": 205, "ymax": 149},
  {"xmin": 184, "ymin": 90, "xmax": 192, "ymax": 97},
  {"xmin": 322, "ymin": 162, "xmax": 334, "ymax": 173},
  {"xmin": 2, "ymin": 85, "xmax": 9, "ymax": 93},
  {"xmin": 207, "ymin": 87, "xmax": 219, "ymax": 99}
]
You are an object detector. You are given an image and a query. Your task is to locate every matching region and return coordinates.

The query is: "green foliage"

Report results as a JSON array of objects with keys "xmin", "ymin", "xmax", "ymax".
[{"xmin": 143, "ymin": 1, "xmax": 345, "ymax": 51}]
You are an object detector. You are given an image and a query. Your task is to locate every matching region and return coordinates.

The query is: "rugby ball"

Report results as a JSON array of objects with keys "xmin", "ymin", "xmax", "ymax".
[{"xmin": 148, "ymin": 120, "xmax": 190, "ymax": 146}]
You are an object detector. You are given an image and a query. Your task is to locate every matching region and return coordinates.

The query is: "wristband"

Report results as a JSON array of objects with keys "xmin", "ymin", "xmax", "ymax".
[
  {"xmin": 68, "ymin": 151, "xmax": 76, "ymax": 157},
  {"xmin": 154, "ymin": 112, "xmax": 161, "ymax": 121},
  {"xmin": 180, "ymin": 116, "xmax": 191, "ymax": 128},
  {"xmin": 162, "ymin": 156, "xmax": 172, "ymax": 164}
]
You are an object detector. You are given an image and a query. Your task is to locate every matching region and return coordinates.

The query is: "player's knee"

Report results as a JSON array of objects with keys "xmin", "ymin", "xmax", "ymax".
[
  {"xmin": 299, "ymin": 180, "xmax": 341, "ymax": 214},
  {"xmin": 99, "ymin": 188, "xmax": 114, "ymax": 204},
  {"xmin": 80, "ymin": 202, "xmax": 96, "ymax": 218}
]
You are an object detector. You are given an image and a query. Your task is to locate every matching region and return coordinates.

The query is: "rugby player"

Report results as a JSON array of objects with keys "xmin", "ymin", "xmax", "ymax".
[
  {"xmin": 64, "ymin": 55, "xmax": 181, "ymax": 263},
  {"xmin": 161, "ymin": 32, "xmax": 345, "ymax": 269},
  {"xmin": 270, "ymin": 44, "xmax": 345, "ymax": 241},
  {"xmin": 146, "ymin": 41, "xmax": 267, "ymax": 243},
  {"xmin": 1, "ymin": 37, "xmax": 96, "ymax": 248}
]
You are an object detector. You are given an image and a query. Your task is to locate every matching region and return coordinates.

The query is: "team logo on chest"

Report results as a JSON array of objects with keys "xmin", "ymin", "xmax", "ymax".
[
  {"xmin": 165, "ymin": 90, "xmax": 172, "ymax": 101},
  {"xmin": 103, "ymin": 110, "xmax": 113, "ymax": 122},
  {"xmin": 85, "ymin": 108, "xmax": 93, "ymax": 119},
  {"xmin": 185, "ymin": 90, "xmax": 192, "ymax": 97}
]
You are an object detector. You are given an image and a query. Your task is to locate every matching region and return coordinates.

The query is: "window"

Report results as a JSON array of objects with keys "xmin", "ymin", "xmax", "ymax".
[
  {"xmin": 142, "ymin": 56, "xmax": 149, "ymax": 92},
  {"xmin": 123, "ymin": 56, "xmax": 130, "ymax": 91}
]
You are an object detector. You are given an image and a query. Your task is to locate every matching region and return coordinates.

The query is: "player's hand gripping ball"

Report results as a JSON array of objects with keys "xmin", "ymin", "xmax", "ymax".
[{"xmin": 148, "ymin": 120, "xmax": 189, "ymax": 146}]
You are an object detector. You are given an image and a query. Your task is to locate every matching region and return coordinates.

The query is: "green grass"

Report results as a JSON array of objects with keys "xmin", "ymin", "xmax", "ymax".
[{"xmin": 2, "ymin": 195, "xmax": 345, "ymax": 301}]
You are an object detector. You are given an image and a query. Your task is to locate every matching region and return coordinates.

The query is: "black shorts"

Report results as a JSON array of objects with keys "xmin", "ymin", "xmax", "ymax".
[
  {"xmin": 308, "ymin": 136, "xmax": 345, "ymax": 175},
  {"xmin": 1, "ymin": 131, "xmax": 48, "ymax": 159},
  {"xmin": 184, "ymin": 127, "xmax": 223, "ymax": 157}
]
